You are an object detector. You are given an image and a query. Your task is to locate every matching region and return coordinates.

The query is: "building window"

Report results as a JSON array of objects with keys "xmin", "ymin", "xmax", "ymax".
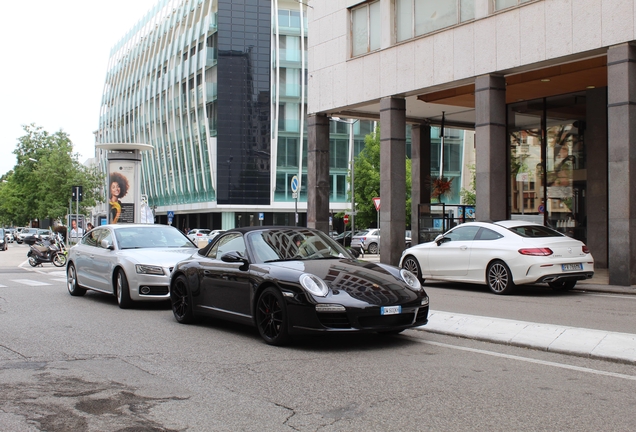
[
  {"xmin": 494, "ymin": 0, "xmax": 533, "ymax": 11},
  {"xmin": 351, "ymin": 1, "xmax": 381, "ymax": 57},
  {"xmin": 396, "ymin": 0, "xmax": 475, "ymax": 42}
]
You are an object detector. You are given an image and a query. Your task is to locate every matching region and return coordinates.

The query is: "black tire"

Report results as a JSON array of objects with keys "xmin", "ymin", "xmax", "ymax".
[
  {"xmin": 116, "ymin": 269, "xmax": 133, "ymax": 309},
  {"xmin": 53, "ymin": 252, "xmax": 66, "ymax": 267},
  {"xmin": 367, "ymin": 242, "xmax": 379, "ymax": 254},
  {"xmin": 487, "ymin": 260, "xmax": 515, "ymax": 295},
  {"xmin": 171, "ymin": 275, "xmax": 196, "ymax": 324},
  {"xmin": 402, "ymin": 255, "xmax": 424, "ymax": 283},
  {"xmin": 256, "ymin": 287, "xmax": 290, "ymax": 346},
  {"xmin": 67, "ymin": 263, "xmax": 86, "ymax": 296},
  {"xmin": 549, "ymin": 280, "xmax": 576, "ymax": 291},
  {"xmin": 28, "ymin": 254, "xmax": 38, "ymax": 267}
]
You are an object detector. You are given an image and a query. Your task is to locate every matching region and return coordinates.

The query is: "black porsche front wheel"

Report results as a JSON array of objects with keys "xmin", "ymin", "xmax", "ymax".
[{"xmin": 256, "ymin": 287, "xmax": 290, "ymax": 346}]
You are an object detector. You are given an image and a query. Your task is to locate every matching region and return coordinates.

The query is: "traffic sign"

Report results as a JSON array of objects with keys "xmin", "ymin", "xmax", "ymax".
[
  {"xmin": 167, "ymin": 211, "xmax": 174, "ymax": 218},
  {"xmin": 259, "ymin": 212, "xmax": 264, "ymax": 221},
  {"xmin": 290, "ymin": 175, "xmax": 299, "ymax": 193},
  {"xmin": 343, "ymin": 214, "xmax": 349, "ymax": 224},
  {"xmin": 373, "ymin": 197, "xmax": 380, "ymax": 211}
]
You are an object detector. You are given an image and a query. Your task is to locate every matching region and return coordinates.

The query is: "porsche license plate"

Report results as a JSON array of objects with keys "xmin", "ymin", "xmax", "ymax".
[
  {"xmin": 562, "ymin": 263, "xmax": 582, "ymax": 271},
  {"xmin": 381, "ymin": 306, "xmax": 401, "ymax": 315}
]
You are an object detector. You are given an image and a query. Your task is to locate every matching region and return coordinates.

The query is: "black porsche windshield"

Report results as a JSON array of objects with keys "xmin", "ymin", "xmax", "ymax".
[
  {"xmin": 246, "ymin": 229, "xmax": 351, "ymax": 263},
  {"xmin": 115, "ymin": 226, "xmax": 197, "ymax": 249}
]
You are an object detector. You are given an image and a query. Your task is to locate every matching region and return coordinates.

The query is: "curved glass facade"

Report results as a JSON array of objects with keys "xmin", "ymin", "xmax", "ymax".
[{"xmin": 96, "ymin": 0, "xmax": 382, "ymax": 227}]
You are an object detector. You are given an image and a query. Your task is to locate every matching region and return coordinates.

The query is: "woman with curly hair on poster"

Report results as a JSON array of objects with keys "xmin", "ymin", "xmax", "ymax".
[{"xmin": 109, "ymin": 172, "xmax": 129, "ymax": 224}]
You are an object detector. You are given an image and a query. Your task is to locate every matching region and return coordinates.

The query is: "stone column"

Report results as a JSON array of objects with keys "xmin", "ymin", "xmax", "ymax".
[
  {"xmin": 307, "ymin": 113, "xmax": 330, "ymax": 233},
  {"xmin": 474, "ymin": 74, "xmax": 507, "ymax": 222},
  {"xmin": 410, "ymin": 123, "xmax": 431, "ymax": 246},
  {"xmin": 380, "ymin": 97, "xmax": 406, "ymax": 265},
  {"xmin": 607, "ymin": 43, "xmax": 636, "ymax": 286},
  {"xmin": 585, "ymin": 87, "xmax": 608, "ymax": 269}
]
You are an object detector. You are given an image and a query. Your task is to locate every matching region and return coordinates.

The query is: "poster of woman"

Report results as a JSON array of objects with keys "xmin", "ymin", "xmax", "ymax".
[{"xmin": 108, "ymin": 161, "xmax": 136, "ymax": 224}]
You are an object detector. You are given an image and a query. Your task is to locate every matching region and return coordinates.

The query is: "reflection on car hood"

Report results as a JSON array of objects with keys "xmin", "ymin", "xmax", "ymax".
[
  {"xmin": 119, "ymin": 247, "xmax": 197, "ymax": 267},
  {"xmin": 268, "ymin": 258, "xmax": 418, "ymax": 306}
]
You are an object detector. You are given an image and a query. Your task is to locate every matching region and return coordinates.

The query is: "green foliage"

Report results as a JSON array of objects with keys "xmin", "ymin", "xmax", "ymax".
[
  {"xmin": 350, "ymin": 126, "xmax": 412, "ymax": 229},
  {"xmin": 460, "ymin": 164, "xmax": 476, "ymax": 205},
  {"xmin": 0, "ymin": 124, "xmax": 104, "ymax": 226}
]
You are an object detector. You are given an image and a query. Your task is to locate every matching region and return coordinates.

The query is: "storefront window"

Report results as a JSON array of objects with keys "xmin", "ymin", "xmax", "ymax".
[{"xmin": 508, "ymin": 93, "xmax": 588, "ymax": 242}]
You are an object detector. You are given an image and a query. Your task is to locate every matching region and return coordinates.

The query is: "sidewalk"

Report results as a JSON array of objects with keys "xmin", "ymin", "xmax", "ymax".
[
  {"xmin": 361, "ymin": 255, "xmax": 636, "ymax": 363},
  {"xmin": 420, "ymin": 311, "xmax": 636, "ymax": 364}
]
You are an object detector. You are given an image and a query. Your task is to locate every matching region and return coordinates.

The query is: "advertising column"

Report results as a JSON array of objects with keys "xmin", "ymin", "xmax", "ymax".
[{"xmin": 108, "ymin": 160, "xmax": 136, "ymax": 224}]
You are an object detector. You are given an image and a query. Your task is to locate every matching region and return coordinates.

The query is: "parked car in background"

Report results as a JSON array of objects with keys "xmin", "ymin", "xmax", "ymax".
[
  {"xmin": 0, "ymin": 228, "xmax": 7, "ymax": 251},
  {"xmin": 187, "ymin": 228, "xmax": 211, "ymax": 243},
  {"xmin": 66, "ymin": 224, "xmax": 198, "ymax": 308},
  {"xmin": 206, "ymin": 229, "xmax": 225, "ymax": 242},
  {"xmin": 5, "ymin": 228, "xmax": 15, "ymax": 243},
  {"xmin": 399, "ymin": 220, "xmax": 594, "ymax": 295},
  {"xmin": 351, "ymin": 228, "xmax": 381, "ymax": 254},
  {"xmin": 17, "ymin": 228, "xmax": 39, "ymax": 244},
  {"xmin": 351, "ymin": 229, "xmax": 412, "ymax": 254},
  {"xmin": 169, "ymin": 226, "xmax": 429, "ymax": 345}
]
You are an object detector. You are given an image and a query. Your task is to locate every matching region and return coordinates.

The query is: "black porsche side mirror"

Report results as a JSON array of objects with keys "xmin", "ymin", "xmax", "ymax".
[{"xmin": 221, "ymin": 251, "xmax": 248, "ymax": 265}]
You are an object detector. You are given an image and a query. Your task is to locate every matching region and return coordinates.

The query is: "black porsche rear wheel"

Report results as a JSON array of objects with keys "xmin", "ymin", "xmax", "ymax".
[
  {"xmin": 256, "ymin": 287, "xmax": 290, "ymax": 346},
  {"xmin": 171, "ymin": 275, "xmax": 196, "ymax": 324}
]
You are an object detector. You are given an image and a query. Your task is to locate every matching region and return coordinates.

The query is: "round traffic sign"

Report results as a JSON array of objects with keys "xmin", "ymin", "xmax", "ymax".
[
  {"xmin": 344, "ymin": 214, "xmax": 349, "ymax": 224},
  {"xmin": 290, "ymin": 175, "xmax": 299, "ymax": 193}
]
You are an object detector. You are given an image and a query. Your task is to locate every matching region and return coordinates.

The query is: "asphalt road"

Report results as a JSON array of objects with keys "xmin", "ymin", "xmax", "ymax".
[{"xmin": 1, "ymin": 243, "xmax": 635, "ymax": 431}]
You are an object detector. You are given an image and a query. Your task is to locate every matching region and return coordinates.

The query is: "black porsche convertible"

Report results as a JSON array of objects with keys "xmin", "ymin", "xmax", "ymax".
[{"xmin": 169, "ymin": 226, "xmax": 429, "ymax": 345}]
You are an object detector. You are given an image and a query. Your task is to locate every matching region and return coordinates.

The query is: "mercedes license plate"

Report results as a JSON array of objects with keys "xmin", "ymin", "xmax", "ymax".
[
  {"xmin": 381, "ymin": 306, "xmax": 401, "ymax": 315},
  {"xmin": 562, "ymin": 263, "xmax": 582, "ymax": 271}
]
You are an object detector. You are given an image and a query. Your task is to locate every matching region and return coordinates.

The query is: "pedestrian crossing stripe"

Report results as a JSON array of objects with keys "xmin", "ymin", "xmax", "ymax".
[
  {"xmin": 11, "ymin": 280, "xmax": 52, "ymax": 286},
  {"xmin": 52, "ymin": 278, "xmax": 67, "ymax": 283}
]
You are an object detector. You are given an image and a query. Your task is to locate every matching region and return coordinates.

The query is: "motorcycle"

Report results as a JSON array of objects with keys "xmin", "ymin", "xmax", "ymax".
[{"xmin": 25, "ymin": 234, "xmax": 67, "ymax": 267}]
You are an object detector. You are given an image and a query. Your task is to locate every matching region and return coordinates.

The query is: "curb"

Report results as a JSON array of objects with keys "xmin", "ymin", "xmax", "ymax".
[{"xmin": 419, "ymin": 310, "xmax": 636, "ymax": 364}]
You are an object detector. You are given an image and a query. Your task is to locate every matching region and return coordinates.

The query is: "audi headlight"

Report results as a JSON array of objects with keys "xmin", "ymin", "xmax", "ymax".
[
  {"xmin": 299, "ymin": 273, "xmax": 329, "ymax": 297},
  {"xmin": 135, "ymin": 264, "xmax": 165, "ymax": 275},
  {"xmin": 400, "ymin": 269, "xmax": 422, "ymax": 291}
]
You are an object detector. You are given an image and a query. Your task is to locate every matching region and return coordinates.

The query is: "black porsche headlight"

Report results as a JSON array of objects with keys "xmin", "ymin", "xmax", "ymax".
[
  {"xmin": 400, "ymin": 269, "xmax": 422, "ymax": 291},
  {"xmin": 299, "ymin": 273, "xmax": 329, "ymax": 297}
]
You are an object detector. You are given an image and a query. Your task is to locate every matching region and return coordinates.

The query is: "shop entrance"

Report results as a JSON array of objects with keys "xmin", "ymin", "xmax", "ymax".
[{"xmin": 507, "ymin": 92, "xmax": 588, "ymax": 243}]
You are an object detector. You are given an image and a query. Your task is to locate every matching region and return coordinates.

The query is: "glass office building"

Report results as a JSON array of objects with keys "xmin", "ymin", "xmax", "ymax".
[{"xmin": 96, "ymin": 0, "xmax": 388, "ymax": 230}]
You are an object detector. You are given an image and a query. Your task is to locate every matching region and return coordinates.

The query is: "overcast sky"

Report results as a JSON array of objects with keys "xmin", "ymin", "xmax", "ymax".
[{"xmin": 0, "ymin": 0, "xmax": 158, "ymax": 176}]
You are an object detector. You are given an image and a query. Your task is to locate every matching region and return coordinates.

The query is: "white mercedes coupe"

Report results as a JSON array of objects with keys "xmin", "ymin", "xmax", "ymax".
[{"xmin": 399, "ymin": 220, "xmax": 594, "ymax": 295}]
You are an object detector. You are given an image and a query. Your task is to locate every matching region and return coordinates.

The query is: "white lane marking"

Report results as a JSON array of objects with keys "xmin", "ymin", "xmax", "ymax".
[
  {"xmin": 0, "ymin": 284, "xmax": 6, "ymax": 288},
  {"xmin": 52, "ymin": 278, "xmax": 67, "ymax": 283},
  {"xmin": 415, "ymin": 339, "xmax": 636, "ymax": 381},
  {"xmin": 10, "ymin": 279, "xmax": 51, "ymax": 286}
]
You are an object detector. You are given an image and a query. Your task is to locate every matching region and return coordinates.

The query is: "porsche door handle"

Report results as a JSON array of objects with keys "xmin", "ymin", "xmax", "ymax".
[{"xmin": 460, "ymin": 246, "xmax": 467, "ymax": 251}]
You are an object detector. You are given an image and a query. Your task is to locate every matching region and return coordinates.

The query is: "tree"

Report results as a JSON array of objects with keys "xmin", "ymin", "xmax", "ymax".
[
  {"xmin": 350, "ymin": 126, "xmax": 412, "ymax": 229},
  {"xmin": 460, "ymin": 164, "xmax": 476, "ymax": 205},
  {"xmin": 0, "ymin": 124, "xmax": 104, "ymax": 226}
]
